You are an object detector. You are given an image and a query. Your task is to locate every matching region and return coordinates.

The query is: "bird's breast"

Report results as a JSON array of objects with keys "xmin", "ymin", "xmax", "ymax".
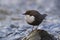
[{"xmin": 25, "ymin": 15, "xmax": 35, "ymax": 23}]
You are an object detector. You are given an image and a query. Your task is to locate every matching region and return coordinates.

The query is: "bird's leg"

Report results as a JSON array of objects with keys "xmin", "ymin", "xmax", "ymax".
[
  {"xmin": 35, "ymin": 26, "xmax": 38, "ymax": 30},
  {"xmin": 32, "ymin": 26, "xmax": 34, "ymax": 31},
  {"xmin": 32, "ymin": 26, "xmax": 38, "ymax": 31}
]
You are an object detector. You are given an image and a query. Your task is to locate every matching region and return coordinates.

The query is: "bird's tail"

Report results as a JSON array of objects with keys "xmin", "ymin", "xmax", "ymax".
[
  {"xmin": 43, "ymin": 14, "xmax": 47, "ymax": 17},
  {"xmin": 42, "ymin": 14, "xmax": 47, "ymax": 20}
]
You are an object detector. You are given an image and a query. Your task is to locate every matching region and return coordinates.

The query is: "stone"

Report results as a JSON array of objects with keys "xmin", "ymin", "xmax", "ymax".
[{"xmin": 22, "ymin": 29, "xmax": 56, "ymax": 40}]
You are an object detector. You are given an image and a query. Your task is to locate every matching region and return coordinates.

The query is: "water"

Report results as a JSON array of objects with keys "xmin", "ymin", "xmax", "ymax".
[{"xmin": 0, "ymin": 0, "xmax": 60, "ymax": 40}]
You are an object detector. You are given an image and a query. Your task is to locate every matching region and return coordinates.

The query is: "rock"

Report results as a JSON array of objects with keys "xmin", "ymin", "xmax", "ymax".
[{"xmin": 22, "ymin": 29, "xmax": 57, "ymax": 40}]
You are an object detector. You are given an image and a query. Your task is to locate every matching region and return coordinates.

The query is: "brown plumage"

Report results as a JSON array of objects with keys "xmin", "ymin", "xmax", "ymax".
[{"xmin": 23, "ymin": 10, "xmax": 47, "ymax": 26}]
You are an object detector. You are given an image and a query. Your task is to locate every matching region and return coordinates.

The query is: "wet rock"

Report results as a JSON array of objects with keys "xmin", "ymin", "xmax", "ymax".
[{"xmin": 22, "ymin": 29, "xmax": 57, "ymax": 40}]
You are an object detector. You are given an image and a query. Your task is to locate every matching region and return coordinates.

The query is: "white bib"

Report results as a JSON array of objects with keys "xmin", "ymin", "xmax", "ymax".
[{"xmin": 25, "ymin": 15, "xmax": 35, "ymax": 23}]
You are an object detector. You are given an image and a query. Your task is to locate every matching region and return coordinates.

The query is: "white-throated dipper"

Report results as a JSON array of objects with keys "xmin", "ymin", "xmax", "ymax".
[{"xmin": 23, "ymin": 10, "xmax": 47, "ymax": 30}]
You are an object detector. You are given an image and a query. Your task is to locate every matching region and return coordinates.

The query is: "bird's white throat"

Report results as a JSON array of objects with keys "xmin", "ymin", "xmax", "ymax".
[{"xmin": 25, "ymin": 15, "xmax": 35, "ymax": 23}]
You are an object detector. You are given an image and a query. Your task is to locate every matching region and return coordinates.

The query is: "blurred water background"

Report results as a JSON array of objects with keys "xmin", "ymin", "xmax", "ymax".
[{"xmin": 0, "ymin": 0, "xmax": 60, "ymax": 40}]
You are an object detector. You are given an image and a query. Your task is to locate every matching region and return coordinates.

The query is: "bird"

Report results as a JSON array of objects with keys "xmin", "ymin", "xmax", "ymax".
[{"xmin": 23, "ymin": 10, "xmax": 47, "ymax": 30}]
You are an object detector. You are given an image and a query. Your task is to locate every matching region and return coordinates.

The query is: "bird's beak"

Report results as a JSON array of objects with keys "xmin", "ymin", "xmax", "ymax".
[
  {"xmin": 23, "ymin": 14, "xmax": 24, "ymax": 15},
  {"xmin": 23, "ymin": 13, "xmax": 26, "ymax": 15}
]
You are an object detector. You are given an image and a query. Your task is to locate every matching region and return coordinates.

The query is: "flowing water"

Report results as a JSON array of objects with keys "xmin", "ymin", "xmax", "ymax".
[{"xmin": 0, "ymin": 0, "xmax": 60, "ymax": 40}]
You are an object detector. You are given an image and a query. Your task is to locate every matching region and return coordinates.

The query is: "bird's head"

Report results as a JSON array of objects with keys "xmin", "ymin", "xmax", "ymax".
[
  {"xmin": 23, "ymin": 10, "xmax": 40, "ymax": 16},
  {"xmin": 23, "ymin": 10, "xmax": 32, "ymax": 16}
]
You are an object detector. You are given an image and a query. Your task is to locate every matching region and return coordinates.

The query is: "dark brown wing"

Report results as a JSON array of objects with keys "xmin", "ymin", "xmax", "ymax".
[{"xmin": 27, "ymin": 10, "xmax": 47, "ymax": 26}]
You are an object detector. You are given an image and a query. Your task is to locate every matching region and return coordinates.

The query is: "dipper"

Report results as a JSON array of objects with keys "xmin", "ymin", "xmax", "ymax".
[{"xmin": 23, "ymin": 10, "xmax": 47, "ymax": 30}]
